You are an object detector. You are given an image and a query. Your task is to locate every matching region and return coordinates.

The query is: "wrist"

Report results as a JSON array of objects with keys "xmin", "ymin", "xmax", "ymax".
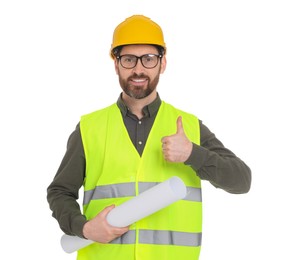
[{"xmin": 82, "ymin": 221, "xmax": 91, "ymax": 239}]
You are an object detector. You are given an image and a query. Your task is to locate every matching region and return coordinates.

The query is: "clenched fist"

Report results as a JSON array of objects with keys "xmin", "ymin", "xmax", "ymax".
[{"xmin": 161, "ymin": 116, "xmax": 193, "ymax": 162}]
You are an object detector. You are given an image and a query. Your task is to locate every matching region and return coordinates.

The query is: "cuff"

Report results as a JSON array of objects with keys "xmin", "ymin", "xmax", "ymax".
[
  {"xmin": 71, "ymin": 215, "xmax": 88, "ymax": 238},
  {"xmin": 184, "ymin": 143, "xmax": 209, "ymax": 171}
]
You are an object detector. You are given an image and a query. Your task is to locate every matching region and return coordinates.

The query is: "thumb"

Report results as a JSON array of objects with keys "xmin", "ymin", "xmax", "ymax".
[
  {"xmin": 176, "ymin": 116, "xmax": 184, "ymax": 134},
  {"xmin": 101, "ymin": 204, "xmax": 115, "ymax": 217}
]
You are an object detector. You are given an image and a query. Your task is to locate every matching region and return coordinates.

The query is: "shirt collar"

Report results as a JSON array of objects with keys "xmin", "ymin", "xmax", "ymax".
[{"xmin": 117, "ymin": 93, "xmax": 161, "ymax": 118}]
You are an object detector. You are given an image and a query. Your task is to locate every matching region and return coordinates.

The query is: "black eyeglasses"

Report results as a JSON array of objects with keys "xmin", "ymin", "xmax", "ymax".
[{"xmin": 116, "ymin": 54, "xmax": 162, "ymax": 69}]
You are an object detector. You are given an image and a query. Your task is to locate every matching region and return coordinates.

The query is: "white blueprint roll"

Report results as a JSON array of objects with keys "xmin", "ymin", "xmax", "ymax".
[{"xmin": 61, "ymin": 176, "xmax": 187, "ymax": 253}]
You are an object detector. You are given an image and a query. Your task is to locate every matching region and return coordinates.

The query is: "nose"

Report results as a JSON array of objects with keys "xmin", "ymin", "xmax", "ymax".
[{"xmin": 132, "ymin": 58, "xmax": 145, "ymax": 74}]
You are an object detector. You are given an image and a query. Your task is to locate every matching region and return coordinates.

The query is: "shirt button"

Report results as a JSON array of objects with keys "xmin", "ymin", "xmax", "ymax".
[
  {"xmin": 138, "ymin": 121, "xmax": 142, "ymax": 124},
  {"xmin": 138, "ymin": 141, "xmax": 142, "ymax": 145}
]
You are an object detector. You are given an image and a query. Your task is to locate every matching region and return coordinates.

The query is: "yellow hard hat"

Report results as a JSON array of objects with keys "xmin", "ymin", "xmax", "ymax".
[{"xmin": 110, "ymin": 15, "xmax": 166, "ymax": 58}]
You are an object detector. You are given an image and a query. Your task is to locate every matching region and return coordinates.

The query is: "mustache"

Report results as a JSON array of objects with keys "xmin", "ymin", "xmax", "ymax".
[{"xmin": 128, "ymin": 73, "xmax": 150, "ymax": 81}]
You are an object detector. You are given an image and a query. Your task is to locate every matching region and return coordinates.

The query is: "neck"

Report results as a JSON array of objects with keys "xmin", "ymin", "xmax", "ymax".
[{"xmin": 122, "ymin": 91, "xmax": 157, "ymax": 119}]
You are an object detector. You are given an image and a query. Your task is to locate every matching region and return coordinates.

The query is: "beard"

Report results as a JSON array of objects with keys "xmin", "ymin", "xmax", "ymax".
[{"xmin": 118, "ymin": 72, "xmax": 160, "ymax": 99}]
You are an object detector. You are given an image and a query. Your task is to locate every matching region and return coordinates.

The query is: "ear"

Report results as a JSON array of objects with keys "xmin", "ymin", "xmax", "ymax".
[
  {"xmin": 160, "ymin": 55, "xmax": 167, "ymax": 74},
  {"xmin": 114, "ymin": 59, "xmax": 119, "ymax": 75}
]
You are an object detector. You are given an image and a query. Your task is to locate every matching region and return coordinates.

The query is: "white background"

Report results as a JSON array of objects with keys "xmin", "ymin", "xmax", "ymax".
[{"xmin": 1, "ymin": 0, "xmax": 283, "ymax": 259}]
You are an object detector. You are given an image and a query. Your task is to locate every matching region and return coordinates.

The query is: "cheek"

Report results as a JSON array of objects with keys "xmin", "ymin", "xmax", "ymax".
[{"xmin": 117, "ymin": 68, "xmax": 127, "ymax": 79}]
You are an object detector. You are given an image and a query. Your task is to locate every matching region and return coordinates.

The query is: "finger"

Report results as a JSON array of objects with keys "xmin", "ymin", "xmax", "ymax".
[
  {"xmin": 113, "ymin": 226, "xmax": 129, "ymax": 235},
  {"xmin": 176, "ymin": 116, "xmax": 184, "ymax": 134}
]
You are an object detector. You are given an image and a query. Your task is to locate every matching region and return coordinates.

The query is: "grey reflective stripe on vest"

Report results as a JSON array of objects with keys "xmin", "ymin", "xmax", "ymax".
[
  {"xmin": 110, "ymin": 230, "xmax": 136, "ymax": 244},
  {"xmin": 140, "ymin": 230, "xmax": 202, "ymax": 247},
  {"xmin": 139, "ymin": 182, "xmax": 202, "ymax": 202},
  {"xmin": 185, "ymin": 187, "xmax": 202, "ymax": 202},
  {"xmin": 84, "ymin": 182, "xmax": 202, "ymax": 205},
  {"xmin": 110, "ymin": 230, "xmax": 202, "ymax": 247},
  {"xmin": 83, "ymin": 182, "xmax": 135, "ymax": 205}
]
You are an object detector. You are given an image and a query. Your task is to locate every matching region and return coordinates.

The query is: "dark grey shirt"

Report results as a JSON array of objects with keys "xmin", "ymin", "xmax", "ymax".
[{"xmin": 47, "ymin": 94, "xmax": 251, "ymax": 238}]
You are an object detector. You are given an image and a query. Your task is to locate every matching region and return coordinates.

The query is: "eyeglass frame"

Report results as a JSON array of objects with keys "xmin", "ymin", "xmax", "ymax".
[{"xmin": 116, "ymin": 53, "xmax": 163, "ymax": 69}]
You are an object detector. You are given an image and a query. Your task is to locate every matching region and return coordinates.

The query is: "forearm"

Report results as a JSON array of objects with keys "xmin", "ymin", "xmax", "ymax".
[
  {"xmin": 47, "ymin": 184, "xmax": 87, "ymax": 237},
  {"xmin": 186, "ymin": 121, "xmax": 251, "ymax": 194},
  {"xmin": 187, "ymin": 143, "xmax": 251, "ymax": 193}
]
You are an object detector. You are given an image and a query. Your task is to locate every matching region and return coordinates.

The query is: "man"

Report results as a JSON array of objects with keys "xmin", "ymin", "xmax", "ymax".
[{"xmin": 47, "ymin": 15, "xmax": 251, "ymax": 260}]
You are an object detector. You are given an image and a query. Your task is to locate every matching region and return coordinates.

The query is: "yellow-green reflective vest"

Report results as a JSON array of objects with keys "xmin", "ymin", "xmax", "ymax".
[{"xmin": 78, "ymin": 101, "xmax": 202, "ymax": 260}]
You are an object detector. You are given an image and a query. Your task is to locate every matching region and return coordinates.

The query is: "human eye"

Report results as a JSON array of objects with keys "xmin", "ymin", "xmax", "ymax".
[
  {"xmin": 144, "ymin": 54, "xmax": 156, "ymax": 62},
  {"xmin": 122, "ymin": 55, "xmax": 136, "ymax": 64}
]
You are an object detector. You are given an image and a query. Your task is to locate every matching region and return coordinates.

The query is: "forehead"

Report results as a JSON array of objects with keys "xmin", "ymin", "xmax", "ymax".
[{"xmin": 120, "ymin": 45, "xmax": 159, "ymax": 55}]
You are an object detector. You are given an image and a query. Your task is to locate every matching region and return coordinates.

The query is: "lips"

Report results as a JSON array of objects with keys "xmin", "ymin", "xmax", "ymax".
[
  {"xmin": 129, "ymin": 76, "xmax": 149, "ymax": 86},
  {"xmin": 132, "ymin": 78, "xmax": 146, "ymax": 82}
]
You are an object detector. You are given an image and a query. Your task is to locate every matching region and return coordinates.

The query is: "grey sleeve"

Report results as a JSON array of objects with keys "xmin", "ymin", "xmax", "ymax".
[
  {"xmin": 185, "ymin": 120, "xmax": 251, "ymax": 194},
  {"xmin": 47, "ymin": 123, "xmax": 87, "ymax": 238}
]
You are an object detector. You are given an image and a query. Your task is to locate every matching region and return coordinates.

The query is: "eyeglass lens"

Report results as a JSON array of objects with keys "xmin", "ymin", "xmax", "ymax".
[{"xmin": 119, "ymin": 54, "xmax": 160, "ymax": 69}]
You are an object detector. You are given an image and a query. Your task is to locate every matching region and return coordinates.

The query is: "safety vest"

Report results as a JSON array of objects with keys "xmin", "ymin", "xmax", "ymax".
[{"xmin": 78, "ymin": 101, "xmax": 202, "ymax": 260}]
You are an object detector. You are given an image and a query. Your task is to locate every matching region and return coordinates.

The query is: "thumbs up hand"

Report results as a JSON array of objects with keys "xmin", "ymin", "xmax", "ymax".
[{"xmin": 161, "ymin": 116, "xmax": 193, "ymax": 162}]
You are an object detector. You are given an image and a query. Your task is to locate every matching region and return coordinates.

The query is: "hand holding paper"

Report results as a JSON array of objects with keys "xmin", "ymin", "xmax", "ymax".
[
  {"xmin": 82, "ymin": 204, "xmax": 129, "ymax": 243},
  {"xmin": 61, "ymin": 176, "xmax": 187, "ymax": 253}
]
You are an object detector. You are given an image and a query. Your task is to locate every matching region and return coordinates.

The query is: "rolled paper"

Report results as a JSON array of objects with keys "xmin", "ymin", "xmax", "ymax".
[
  {"xmin": 106, "ymin": 176, "xmax": 186, "ymax": 226},
  {"xmin": 61, "ymin": 235, "xmax": 93, "ymax": 254},
  {"xmin": 61, "ymin": 176, "xmax": 187, "ymax": 253}
]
